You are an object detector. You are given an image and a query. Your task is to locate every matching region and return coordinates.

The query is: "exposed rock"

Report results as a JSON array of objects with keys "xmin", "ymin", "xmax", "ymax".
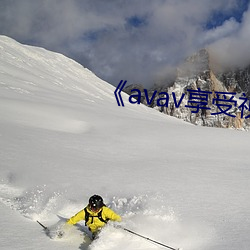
[{"xmin": 124, "ymin": 49, "xmax": 250, "ymax": 130}]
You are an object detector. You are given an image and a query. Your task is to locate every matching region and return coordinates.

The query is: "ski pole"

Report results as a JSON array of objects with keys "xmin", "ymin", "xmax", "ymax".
[
  {"xmin": 122, "ymin": 227, "xmax": 180, "ymax": 250},
  {"xmin": 37, "ymin": 220, "xmax": 48, "ymax": 231}
]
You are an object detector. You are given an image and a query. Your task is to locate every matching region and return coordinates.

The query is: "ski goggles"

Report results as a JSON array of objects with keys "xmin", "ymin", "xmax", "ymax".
[{"xmin": 89, "ymin": 205, "xmax": 101, "ymax": 212}]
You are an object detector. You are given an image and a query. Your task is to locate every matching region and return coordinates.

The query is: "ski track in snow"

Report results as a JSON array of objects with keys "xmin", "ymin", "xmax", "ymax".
[{"xmin": 0, "ymin": 99, "xmax": 91, "ymax": 134}]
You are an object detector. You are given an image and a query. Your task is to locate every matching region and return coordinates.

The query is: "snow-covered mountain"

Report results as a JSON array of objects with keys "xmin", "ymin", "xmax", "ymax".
[
  {"xmin": 0, "ymin": 36, "xmax": 250, "ymax": 250},
  {"xmin": 125, "ymin": 49, "xmax": 250, "ymax": 130}
]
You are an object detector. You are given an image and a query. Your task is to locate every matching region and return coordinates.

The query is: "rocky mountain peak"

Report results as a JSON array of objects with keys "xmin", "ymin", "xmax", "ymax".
[
  {"xmin": 177, "ymin": 48, "xmax": 210, "ymax": 78},
  {"xmin": 124, "ymin": 48, "xmax": 250, "ymax": 130}
]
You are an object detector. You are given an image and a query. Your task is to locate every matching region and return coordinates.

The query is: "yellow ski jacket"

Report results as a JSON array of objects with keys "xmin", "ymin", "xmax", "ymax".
[{"xmin": 67, "ymin": 206, "xmax": 121, "ymax": 233}]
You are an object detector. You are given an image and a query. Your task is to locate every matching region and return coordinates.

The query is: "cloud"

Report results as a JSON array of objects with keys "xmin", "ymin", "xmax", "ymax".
[
  {"xmin": 209, "ymin": 4, "xmax": 250, "ymax": 69},
  {"xmin": 200, "ymin": 18, "xmax": 240, "ymax": 45},
  {"xmin": 0, "ymin": 0, "xmax": 249, "ymax": 87}
]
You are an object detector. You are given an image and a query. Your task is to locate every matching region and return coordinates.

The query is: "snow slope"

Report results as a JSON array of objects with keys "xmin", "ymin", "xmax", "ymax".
[{"xmin": 0, "ymin": 36, "xmax": 250, "ymax": 250}]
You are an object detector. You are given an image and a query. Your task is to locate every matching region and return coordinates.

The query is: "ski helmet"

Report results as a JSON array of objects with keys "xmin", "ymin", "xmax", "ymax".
[{"xmin": 89, "ymin": 195, "xmax": 104, "ymax": 210}]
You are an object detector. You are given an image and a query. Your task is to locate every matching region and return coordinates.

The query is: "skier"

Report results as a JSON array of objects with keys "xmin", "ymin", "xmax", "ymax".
[{"xmin": 66, "ymin": 194, "xmax": 121, "ymax": 239}]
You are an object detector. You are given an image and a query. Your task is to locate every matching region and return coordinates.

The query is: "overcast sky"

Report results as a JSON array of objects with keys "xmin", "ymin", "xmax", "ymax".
[{"xmin": 0, "ymin": 0, "xmax": 249, "ymax": 87}]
